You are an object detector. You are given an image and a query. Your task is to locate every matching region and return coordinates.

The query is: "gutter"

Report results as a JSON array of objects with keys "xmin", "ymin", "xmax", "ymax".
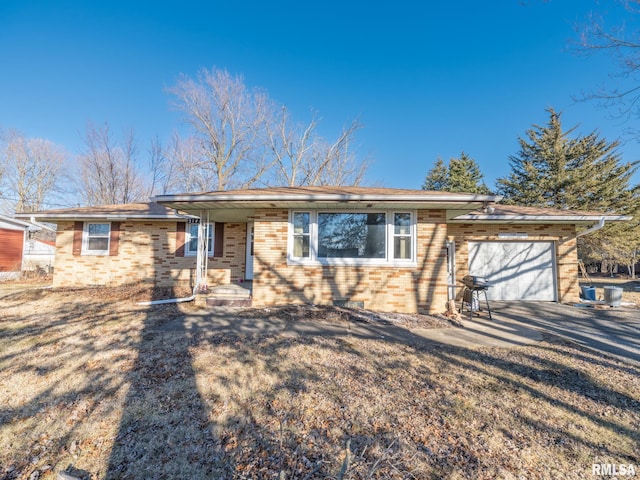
[
  {"xmin": 450, "ymin": 214, "xmax": 630, "ymax": 223},
  {"xmin": 16, "ymin": 214, "xmax": 196, "ymax": 221}
]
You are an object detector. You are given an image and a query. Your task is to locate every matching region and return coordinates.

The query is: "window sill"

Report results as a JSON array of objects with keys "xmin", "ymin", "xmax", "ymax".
[{"xmin": 287, "ymin": 257, "xmax": 417, "ymax": 268}]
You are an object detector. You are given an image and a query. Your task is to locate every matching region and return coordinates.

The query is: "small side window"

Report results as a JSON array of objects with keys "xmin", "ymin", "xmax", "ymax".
[
  {"xmin": 393, "ymin": 213, "xmax": 412, "ymax": 260},
  {"xmin": 292, "ymin": 212, "xmax": 310, "ymax": 258},
  {"xmin": 83, "ymin": 223, "xmax": 110, "ymax": 255},
  {"xmin": 185, "ymin": 222, "xmax": 214, "ymax": 256}
]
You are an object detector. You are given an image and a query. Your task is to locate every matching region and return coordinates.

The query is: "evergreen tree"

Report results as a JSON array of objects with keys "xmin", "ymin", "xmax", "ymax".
[
  {"xmin": 496, "ymin": 108, "xmax": 640, "ymax": 275},
  {"xmin": 422, "ymin": 158, "xmax": 448, "ymax": 191},
  {"xmin": 423, "ymin": 153, "xmax": 491, "ymax": 194},
  {"xmin": 496, "ymin": 109, "xmax": 638, "ymax": 211}
]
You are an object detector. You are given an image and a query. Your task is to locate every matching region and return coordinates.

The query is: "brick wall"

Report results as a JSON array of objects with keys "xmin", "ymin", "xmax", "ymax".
[
  {"xmin": 250, "ymin": 209, "xmax": 449, "ymax": 314},
  {"xmin": 52, "ymin": 221, "xmax": 247, "ymax": 288},
  {"xmin": 447, "ymin": 223, "xmax": 579, "ymax": 302},
  {"xmin": 51, "ymin": 215, "xmax": 581, "ymax": 310}
]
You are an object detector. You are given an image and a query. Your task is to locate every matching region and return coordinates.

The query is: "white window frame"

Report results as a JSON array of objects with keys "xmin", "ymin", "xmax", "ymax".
[
  {"xmin": 392, "ymin": 212, "xmax": 414, "ymax": 261},
  {"xmin": 82, "ymin": 222, "xmax": 111, "ymax": 255},
  {"xmin": 185, "ymin": 221, "xmax": 214, "ymax": 257},
  {"xmin": 287, "ymin": 210, "xmax": 417, "ymax": 266},
  {"xmin": 290, "ymin": 211, "xmax": 313, "ymax": 260}
]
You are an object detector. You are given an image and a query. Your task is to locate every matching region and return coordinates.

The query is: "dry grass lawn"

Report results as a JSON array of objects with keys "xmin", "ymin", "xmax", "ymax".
[{"xmin": 0, "ymin": 284, "xmax": 638, "ymax": 479}]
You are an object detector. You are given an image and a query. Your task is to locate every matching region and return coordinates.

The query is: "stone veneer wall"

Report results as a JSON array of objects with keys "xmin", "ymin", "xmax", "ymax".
[
  {"xmin": 52, "ymin": 221, "xmax": 247, "ymax": 288},
  {"xmin": 447, "ymin": 223, "xmax": 579, "ymax": 302},
  {"xmin": 250, "ymin": 209, "xmax": 449, "ymax": 314}
]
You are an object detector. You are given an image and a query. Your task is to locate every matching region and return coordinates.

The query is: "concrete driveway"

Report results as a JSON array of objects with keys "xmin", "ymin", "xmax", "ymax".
[
  {"xmin": 484, "ymin": 301, "xmax": 640, "ymax": 367},
  {"xmin": 421, "ymin": 301, "xmax": 640, "ymax": 368}
]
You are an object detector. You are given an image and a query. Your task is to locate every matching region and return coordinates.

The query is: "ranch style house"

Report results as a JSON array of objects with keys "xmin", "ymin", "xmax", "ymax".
[{"xmin": 18, "ymin": 186, "xmax": 629, "ymax": 314}]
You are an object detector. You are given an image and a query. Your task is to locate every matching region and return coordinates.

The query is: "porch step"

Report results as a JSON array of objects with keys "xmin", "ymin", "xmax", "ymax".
[
  {"xmin": 205, "ymin": 283, "xmax": 252, "ymax": 308},
  {"xmin": 206, "ymin": 296, "xmax": 252, "ymax": 307},
  {"xmin": 210, "ymin": 283, "xmax": 251, "ymax": 297}
]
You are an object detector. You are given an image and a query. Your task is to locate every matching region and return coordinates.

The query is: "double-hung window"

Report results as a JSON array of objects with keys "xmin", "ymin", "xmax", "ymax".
[
  {"xmin": 185, "ymin": 222, "xmax": 214, "ymax": 256},
  {"xmin": 393, "ymin": 213, "xmax": 412, "ymax": 260},
  {"xmin": 292, "ymin": 212, "xmax": 311, "ymax": 258},
  {"xmin": 288, "ymin": 210, "xmax": 416, "ymax": 265},
  {"xmin": 83, "ymin": 223, "xmax": 111, "ymax": 255}
]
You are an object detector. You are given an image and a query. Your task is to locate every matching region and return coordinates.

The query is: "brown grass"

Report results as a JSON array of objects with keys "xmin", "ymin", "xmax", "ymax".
[{"xmin": 0, "ymin": 285, "xmax": 638, "ymax": 479}]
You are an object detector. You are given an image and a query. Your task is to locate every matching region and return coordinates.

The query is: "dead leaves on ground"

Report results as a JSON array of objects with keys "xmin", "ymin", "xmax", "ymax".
[{"xmin": 1, "ymin": 287, "xmax": 639, "ymax": 479}]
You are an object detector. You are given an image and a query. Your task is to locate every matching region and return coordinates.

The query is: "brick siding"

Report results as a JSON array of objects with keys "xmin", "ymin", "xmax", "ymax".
[
  {"xmin": 250, "ymin": 209, "xmax": 450, "ymax": 314},
  {"xmin": 51, "ymin": 214, "xmax": 581, "ymax": 314},
  {"xmin": 52, "ymin": 221, "xmax": 246, "ymax": 289}
]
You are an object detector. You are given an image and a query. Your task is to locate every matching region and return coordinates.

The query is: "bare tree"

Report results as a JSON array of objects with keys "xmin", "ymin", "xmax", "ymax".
[
  {"xmin": 0, "ymin": 130, "xmax": 67, "ymax": 213},
  {"xmin": 265, "ymin": 107, "xmax": 318, "ymax": 186},
  {"xmin": 147, "ymin": 134, "xmax": 173, "ymax": 196},
  {"xmin": 165, "ymin": 132, "xmax": 216, "ymax": 193},
  {"xmin": 167, "ymin": 67, "xmax": 273, "ymax": 190},
  {"xmin": 168, "ymin": 67, "xmax": 369, "ymax": 190},
  {"xmin": 305, "ymin": 120, "xmax": 367, "ymax": 186},
  {"xmin": 265, "ymin": 107, "xmax": 367, "ymax": 187},
  {"xmin": 575, "ymin": 1, "xmax": 640, "ymax": 123},
  {"xmin": 77, "ymin": 122, "xmax": 148, "ymax": 205}
]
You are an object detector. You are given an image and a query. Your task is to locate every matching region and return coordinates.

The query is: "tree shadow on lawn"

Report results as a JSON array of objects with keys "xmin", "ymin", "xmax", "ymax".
[
  {"xmin": 3, "ymin": 286, "xmax": 638, "ymax": 479},
  {"xmin": 0, "ymin": 290, "xmax": 148, "ymax": 480},
  {"xmin": 101, "ymin": 304, "xmax": 640, "ymax": 479},
  {"xmin": 105, "ymin": 307, "xmax": 226, "ymax": 479}
]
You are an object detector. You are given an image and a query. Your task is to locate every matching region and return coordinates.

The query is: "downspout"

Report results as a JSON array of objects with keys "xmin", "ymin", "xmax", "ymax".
[
  {"xmin": 576, "ymin": 217, "xmax": 606, "ymax": 238},
  {"xmin": 137, "ymin": 295, "xmax": 195, "ymax": 306}
]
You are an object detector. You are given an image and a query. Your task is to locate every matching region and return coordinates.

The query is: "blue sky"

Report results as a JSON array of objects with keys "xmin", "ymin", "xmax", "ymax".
[{"xmin": 1, "ymin": 0, "xmax": 638, "ymax": 198}]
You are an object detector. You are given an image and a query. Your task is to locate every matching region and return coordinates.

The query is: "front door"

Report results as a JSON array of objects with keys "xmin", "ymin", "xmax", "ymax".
[{"xmin": 245, "ymin": 222, "xmax": 254, "ymax": 280}]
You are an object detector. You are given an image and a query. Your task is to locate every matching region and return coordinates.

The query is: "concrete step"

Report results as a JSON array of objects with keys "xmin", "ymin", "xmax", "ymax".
[
  {"xmin": 203, "ymin": 283, "xmax": 252, "ymax": 308},
  {"xmin": 206, "ymin": 296, "xmax": 252, "ymax": 308},
  {"xmin": 210, "ymin": 283, "xmax": 251, "ymax": 298}
]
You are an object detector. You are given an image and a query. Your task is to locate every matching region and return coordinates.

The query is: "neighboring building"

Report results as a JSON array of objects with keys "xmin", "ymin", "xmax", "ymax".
[
  {"xmin": 22, "ymin": 236, "xmax": 56, "ymax": 273},
  {"xmin": 18, "ymin": 187, "xmax": 630, "ymax": 314},
  {"xmin": 0, "ymin": 214, "xmax": 55, "ymax": 279}
]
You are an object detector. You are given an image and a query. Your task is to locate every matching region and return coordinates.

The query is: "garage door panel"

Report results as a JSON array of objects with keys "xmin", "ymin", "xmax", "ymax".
[{"xmin": 468, "ymin": 241, "xmax": 557, "ymax": 301}]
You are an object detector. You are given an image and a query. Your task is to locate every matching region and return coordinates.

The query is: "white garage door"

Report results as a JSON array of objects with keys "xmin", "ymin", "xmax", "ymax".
[{"xmin": 468, "ymin": 241, "xmax": 557, "ymax": 301}]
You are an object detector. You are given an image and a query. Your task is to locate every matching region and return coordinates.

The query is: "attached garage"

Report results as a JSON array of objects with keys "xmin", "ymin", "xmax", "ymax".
[{"xmin": 468, "ymin": 241, "xmax": 557, "ymax": 301}]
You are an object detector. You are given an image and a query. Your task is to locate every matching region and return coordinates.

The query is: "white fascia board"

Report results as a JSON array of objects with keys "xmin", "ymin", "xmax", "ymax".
[
  {"xmin": 0, "ymin": 215, "xmax": 34, "ymax": 229},
  {"xmin": 16, "ymin": 213, "xmax": 197, "ymax": 221},
  {"xmin": 153, "ymin": 193, "xmax": 502, "ymax": 204}
]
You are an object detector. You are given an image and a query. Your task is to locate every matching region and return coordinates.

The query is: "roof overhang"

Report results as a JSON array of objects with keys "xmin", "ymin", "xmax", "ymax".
[
  {"xmin": 14, "ymin": 203, "xmax": 198, "ymax": 223},
  {"xmin": 0, "ymin": 214, "xmax": 53, "ymax": 231},
  {"xmin": 153, "ymin": 191, "xmax": 502, "ymax": 215},
  {"xmin": 449, "ymin": 213, "xmax": 632, "ymax": 225},
  {"xmin": 15, "ymin": 213, "xmax": 197, "ymax": 221}
]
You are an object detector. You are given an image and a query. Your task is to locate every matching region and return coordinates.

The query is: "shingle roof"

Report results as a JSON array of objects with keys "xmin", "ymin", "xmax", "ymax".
[
  {"xmin": 15, "ymin": 202, "xmax": 194, "ymax": 220},
  {"xmin": 451, "ymin": 203, "xmax": 631, "ymax": 223},
  {"xmin": 16, "ymin": 188, "xmax": 630, "ymax": 224},
  {"xmin": 158, "ymin": 185, "xmax": 499, "ymax": 200}
]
